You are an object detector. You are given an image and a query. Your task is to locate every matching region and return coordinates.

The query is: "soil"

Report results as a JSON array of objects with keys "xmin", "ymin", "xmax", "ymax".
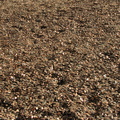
[{"xmin": 0, "ymin": 0, "xmax": 120, "ymax": 120}]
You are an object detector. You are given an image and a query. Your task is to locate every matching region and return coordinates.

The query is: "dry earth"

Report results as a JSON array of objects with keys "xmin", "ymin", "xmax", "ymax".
[{"xmin": 0, "ymin": 0, "xmax": 120, "ymax": 120}]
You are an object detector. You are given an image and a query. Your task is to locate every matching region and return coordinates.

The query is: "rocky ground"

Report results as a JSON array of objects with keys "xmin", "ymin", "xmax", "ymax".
[{"xmin": 0, "ymin": 0, "xmax": 120, "ymax": 120}]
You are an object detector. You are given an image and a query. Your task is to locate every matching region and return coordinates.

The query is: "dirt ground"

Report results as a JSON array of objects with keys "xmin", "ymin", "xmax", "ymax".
[{"xmin": 0, "ymin": 0, "xmax": 120, "ymax": 120}]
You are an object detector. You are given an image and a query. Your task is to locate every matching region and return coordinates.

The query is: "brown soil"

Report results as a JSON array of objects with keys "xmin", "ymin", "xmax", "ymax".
[{"xmin": 0, "ymin": 0, "xmax": 120, "ymax": 120}]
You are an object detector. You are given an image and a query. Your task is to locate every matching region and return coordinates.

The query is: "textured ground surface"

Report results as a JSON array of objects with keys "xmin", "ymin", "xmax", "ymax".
[{"xmin": 0, "ymin": 0, "xmax": 120, "ymax": 120}]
